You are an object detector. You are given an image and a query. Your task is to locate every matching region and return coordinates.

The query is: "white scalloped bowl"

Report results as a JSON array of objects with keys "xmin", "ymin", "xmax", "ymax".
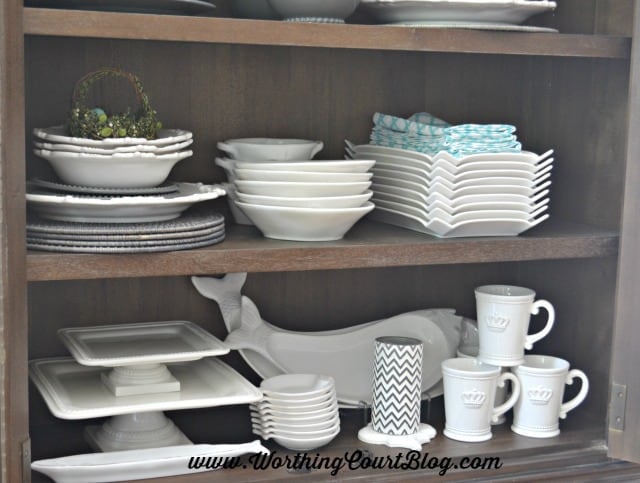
[
  {"xmin": 267, "ymin": 0, "xmax": 360, "ymax": 23},
  {"xmin": 33, "ymin": 148, "xmax": 193, "ymax": 188},
  {"xmin": 218, "ymin": 138, "xmax": 323, "ymax": 161},
  {"xmin": 235, "ymin": 201, "xmax": 374, "ymax": 241}
]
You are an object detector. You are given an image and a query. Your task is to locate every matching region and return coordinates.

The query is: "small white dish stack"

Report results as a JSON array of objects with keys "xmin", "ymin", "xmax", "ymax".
[
  {"xmin": 216, "ymin": 138, "xmax": 375, "ymax": 240},
  {"xmin": 251, "ymin": 374, "xmax": 340, "ymax": 451},
  {"xmin": 346, "ymin": 140, "xmax": 552, "ymax": 237}
]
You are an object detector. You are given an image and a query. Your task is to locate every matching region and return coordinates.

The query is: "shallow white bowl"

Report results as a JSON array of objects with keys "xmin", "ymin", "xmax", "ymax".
[
  {"xmin": 235, "ymin": 159, "xmax": 375, "ymax": 173},
  {"xmin": 33, "ymin": 148, "xmax": 192, "ymax": 188},
  {"xmin": 218, "ymin": 138, "xmax": 323, "ymax": 161},
  {"xmin": 236, "ymin": 191, "xmax": 372, "ymax": 209},
  {"xmin": 265, "ymin": 428, "xmax": 340, "ymax": 451},
  {"xmin": 261, "ymin": 374, "xmax": 335, "ymax": 398},
  {"xmin": 267, "ymin": 0, "xmax": 360, "ymax": 22},
  {"xmin": 235, "ymin": 201, "xmax": 374, "ymax": 241},
  {"xmin": 253, "ymin": 422, "xmax": 340, "ymax": 438},
  {"xmin": 252, "ymin": 414, "xmax": 340, "ymax": 432},
  {"xmin": 234, "ymin": 180, "xmax": 371, "ymax": 197},
  {"xmin": 234, "ymin": 168, "xmax": 372, "ymax": 183}
]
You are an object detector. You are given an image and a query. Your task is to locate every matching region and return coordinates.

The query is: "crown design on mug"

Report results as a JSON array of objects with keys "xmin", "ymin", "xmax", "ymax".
[
  {"xmin": 461, "ymin": 389, "xmax": 486, "ymax": 408},
  {"xmin": 485, "ymin": 313, "xmax": 510, "ymax": 331},
  {"xmin": 528, "ymin": 385, "xmax": 553, "ymax": 405}
]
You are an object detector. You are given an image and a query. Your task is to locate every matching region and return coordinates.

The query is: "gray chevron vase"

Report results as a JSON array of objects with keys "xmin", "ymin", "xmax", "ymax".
[{"xmin": 371, "ymin": 336, "xmax": 423, "ymax": 435}]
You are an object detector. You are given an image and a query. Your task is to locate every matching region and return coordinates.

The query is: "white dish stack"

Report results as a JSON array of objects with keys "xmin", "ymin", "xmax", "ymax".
[
  {"xmin": 216, "ymin": 138, "xmax": 375, "ymax": 241},
  {"xmin": 250, "ymin": 374, "xmax": 340, "ymax": 451},
  {"xmin": 346, "ymin": 141, "xmax": 553, "ymax": 237}
]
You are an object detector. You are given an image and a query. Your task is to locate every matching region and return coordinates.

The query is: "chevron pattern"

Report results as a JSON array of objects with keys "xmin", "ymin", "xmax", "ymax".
[{"xmin": 371, "ymin": 340, "xmax": 423, "ymax": 435}]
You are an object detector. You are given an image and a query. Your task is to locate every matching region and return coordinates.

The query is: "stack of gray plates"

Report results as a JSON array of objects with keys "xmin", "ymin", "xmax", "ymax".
[{"xmin": 26, "ymin": 208, "xmax": 225, "ymax": 253}]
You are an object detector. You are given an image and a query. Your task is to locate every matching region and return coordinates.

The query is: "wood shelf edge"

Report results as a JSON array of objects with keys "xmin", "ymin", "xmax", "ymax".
[
  {"xmin": 26, "ymin": 220, "xmax": 620, "ymax": 281},
  {"xmin": 23, "ymin": 8, "xmax": 631, "ymax": 58}
]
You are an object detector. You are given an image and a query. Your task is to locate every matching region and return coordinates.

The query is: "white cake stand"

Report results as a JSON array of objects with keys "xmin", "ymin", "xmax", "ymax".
[{"xmin": 30, "ymin": 321, "xmax": 262, "ymax": 451}]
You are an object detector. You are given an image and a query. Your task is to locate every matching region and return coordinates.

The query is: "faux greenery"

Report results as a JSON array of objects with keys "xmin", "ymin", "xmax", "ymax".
[{"xmin": 67, "ymin": 68, "xmax": 162, "ymax": 140}]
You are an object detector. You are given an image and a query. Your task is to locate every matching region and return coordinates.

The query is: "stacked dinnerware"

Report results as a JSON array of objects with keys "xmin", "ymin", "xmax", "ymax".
[
  {"xmin": 28, "ymin": 127, "xmax": 227, "ymax": 252},
  {"xmin": 217, "ymin": 137, "xmax": 375, "ymax": 240},
  {"xmin": 33, "ymin": 126, "xmax": 194, "ymax": 188},
  {"xmin": 251, "ymin": 374, "xmax": 340, "ymax": 451},
  {"xmin": 346, "ymin": 141, "xmax": 552, "ymax": 237}
]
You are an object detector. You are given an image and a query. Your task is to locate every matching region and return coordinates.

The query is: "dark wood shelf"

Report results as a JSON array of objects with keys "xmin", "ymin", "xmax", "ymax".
[
  {"xmin": 26, "ymin": 219, "xmax": 619, "ymax": 281},
  {"xmin": 23, "ymin": 8, "xmax": 631, "ymax": 58}
]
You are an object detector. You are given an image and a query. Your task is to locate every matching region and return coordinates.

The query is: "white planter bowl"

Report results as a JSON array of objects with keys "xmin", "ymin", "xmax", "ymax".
[
  {"xmin": 267, "ymin": 0, "xmax": 360, "ymax": 23},
  {"xmin": 33, "ymin": 149, "xmax": 192, "ymax": 189},
  {"xmin": 235, "ymin": 201, "xmax": 374, "ymax": 241},
  {"xmin": 218, "ymin": 138, "xmax": 323, "ymax": 161}
]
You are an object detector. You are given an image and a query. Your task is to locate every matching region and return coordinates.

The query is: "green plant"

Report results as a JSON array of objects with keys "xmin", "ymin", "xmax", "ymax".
[{"xmin": 67, "ymin": 67, "xmax": 162, "ymax": 140}]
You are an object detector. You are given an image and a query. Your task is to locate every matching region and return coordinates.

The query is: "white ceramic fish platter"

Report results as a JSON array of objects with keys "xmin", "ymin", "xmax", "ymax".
[{"xmin": 192, "ymin": 273, "xmax": 463, "ymax": 406}]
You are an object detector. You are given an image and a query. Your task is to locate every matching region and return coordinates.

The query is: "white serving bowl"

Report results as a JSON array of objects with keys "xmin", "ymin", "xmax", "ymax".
[
  {"xmin": 234, "ymin": 168, "xmax": 372, "ymax": 183},
  {"xmin": 33, "ymin": 149, "xmax": 193, "ymax": 188},
  {"xmin": 250, "ymin": 407, "xmax": 336, "ymax": 423},
  {"xmin": 236, "ymin": 191, "xmax": 372, "ymax": 209},
  {"xmin": 262, "ymin": 390, "xmax": 336, "ymax": 406},
  {"xmin": 252, "ymin": 422, "xmax": 340, "ymax": 439},
  {"xmin": 252, "ymin": 395, "xmax": 337, "ymax": 412},
  {"xmin": 235, "ymin": 159, "xmax": 375, "ymax": 173},
  {"xmin": 252, "ymin": 414, "xmax": 340, "ymax": 432},
  {"xmin": 34, "ymin": 138, "xmax": 194, "ymax": 155},
  {"xmin": 34, "ymin": 126, "xmax": 193, "ymax": 148},
  {"xmin": 263, "ymin": 429, "xmax": 340, "ymax": 451},
  {"xmin": 235, "ymin": 201, "xmax": 374, "ymax": 241},
  {"xmin": 218, "ymin": 138, "xmax": 323, "ymax": 161},
  {"xmin": 267, "ymin": 0, "xmax": 360, "ymax": 23},
  {"xmin": 234, "ymin": 180, "xmax": 371, "ymax": 197}
]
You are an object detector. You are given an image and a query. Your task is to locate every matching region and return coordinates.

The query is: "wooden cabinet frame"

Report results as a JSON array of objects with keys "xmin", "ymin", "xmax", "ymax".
[{"xmin": 2, "ymin": 1, "xmax": 640, "ymax": 481}]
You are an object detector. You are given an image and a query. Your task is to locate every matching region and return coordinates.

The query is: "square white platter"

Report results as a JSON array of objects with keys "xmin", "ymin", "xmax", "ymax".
[{"xmin": 29, "ymin": 357, "xmax": 263, "ymax": 419}]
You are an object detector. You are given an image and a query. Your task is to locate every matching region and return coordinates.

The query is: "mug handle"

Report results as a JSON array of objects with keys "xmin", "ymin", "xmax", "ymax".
[
  {"xmin": 217, "ymin": 141, "xmax": 238, "ymax": 159},
  {"xmin": 524, "ymin": 299, "xmax": 555, "ymax": 350},
  {"xmin": 559, "ymin": 369, "xmax": 589, "ymax": 419},
  {"xmin": 491, "ymin": 372, "xmax": 521, "ymax": 423}
]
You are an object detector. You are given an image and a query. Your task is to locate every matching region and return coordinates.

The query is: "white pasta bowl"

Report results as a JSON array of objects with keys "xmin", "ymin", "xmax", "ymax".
[
  {"xmin": 33, "ymin": 148, "xmax": 193, "ymax": 188},
  {"xmin": 217, "ymin": 138, "xmax": 323, "ymax": 161},
  {"xmin": 235, "ymin": 201, "xmax": 374, "ymax": 241},
  {"xmin": 236, "ymin": 191, "xmax": 372, "ymax": 209},
  {"xmin": 234, "ymin": 180, "xmax": 371, "ymax": 197},
  {"xmin": 233, "ymin": 168, "xmax": 372, "ymax": 183}
]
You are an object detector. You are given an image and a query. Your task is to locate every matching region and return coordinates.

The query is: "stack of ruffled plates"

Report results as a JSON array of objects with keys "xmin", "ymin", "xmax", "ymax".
[
  {"xmin": 346, "ymin": 141, "xmax": 552, "ymax": 237},
  {"xmin": 251, "ymin": 374, "xmax": 340, "ymax": 451},
  {"xmin": 33, "ymin": 126, "xmax": 194, "ymax": 189}
]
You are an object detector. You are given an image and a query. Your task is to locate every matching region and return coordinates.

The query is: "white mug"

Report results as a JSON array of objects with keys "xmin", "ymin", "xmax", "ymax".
[
  {"xmin": 475, "ymin": 285, "xmax": 555, "ymax": 366},
  {"xmin": 442, "ymin": 358, "xmax": 520, "ymax": 442},
  {"xmin": 457, "ymin": 348, "xmax": 508, "ymax": 425},
  {"xmin": 512, "ymin": 355, "xmax": 589, "ymax": 438}
]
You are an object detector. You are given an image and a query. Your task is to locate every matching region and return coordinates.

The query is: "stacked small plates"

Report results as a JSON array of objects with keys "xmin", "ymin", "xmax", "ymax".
[
  {"xmin": 217, "ymin": 156, "xmax": 376, "ymax": 241},
  {"xmin": 33, "ymin": 126, "xmax": 194, "ymax": 188},
  {"xmin": 346, "ymin": 141, "xmax": 552, "ymax": 237},
  {"xmin": 251, "ymin": 375, "xmax": 340, "ymax": 451}
]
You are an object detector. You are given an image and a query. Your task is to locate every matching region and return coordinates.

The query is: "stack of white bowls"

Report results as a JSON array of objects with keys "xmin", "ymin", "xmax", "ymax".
[
  {"xmin": 251, "ymin": 374, "xmax": 340, "ymax": 451},
  {"xmin": 216, "ymin": 137, "xmax": 375, "ymax": 241},
  {"xmin": 346, "ymin": 140, "xmax": 553, "ymax": 237},
  {"xmin": 33, "ymin": 126, "xmax": 194, "ymax": 188}
]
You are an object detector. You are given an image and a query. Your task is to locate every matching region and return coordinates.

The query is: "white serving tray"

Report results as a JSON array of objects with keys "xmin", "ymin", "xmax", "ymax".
[
  {"xmin": 29, "ymin": 357, "xmax": 263, "ymax": 419},
  {"xmin": 58, "ymin": 321, "xmax": 229, "ymax": 367},
  {"xmin": 31, "ymin": 441, "xmax": 269, "ymax": 483}
]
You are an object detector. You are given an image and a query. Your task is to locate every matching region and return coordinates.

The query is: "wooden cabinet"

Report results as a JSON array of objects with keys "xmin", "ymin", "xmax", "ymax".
[{"xmin": 2, "ymin": 0, "xmax": 640, "ymax": 481}]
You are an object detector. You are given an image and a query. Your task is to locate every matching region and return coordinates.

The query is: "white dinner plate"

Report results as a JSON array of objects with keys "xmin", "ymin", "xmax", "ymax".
[{"xmin": 26, "ymin": 182, "xmax": 226, "ymax": 223}]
